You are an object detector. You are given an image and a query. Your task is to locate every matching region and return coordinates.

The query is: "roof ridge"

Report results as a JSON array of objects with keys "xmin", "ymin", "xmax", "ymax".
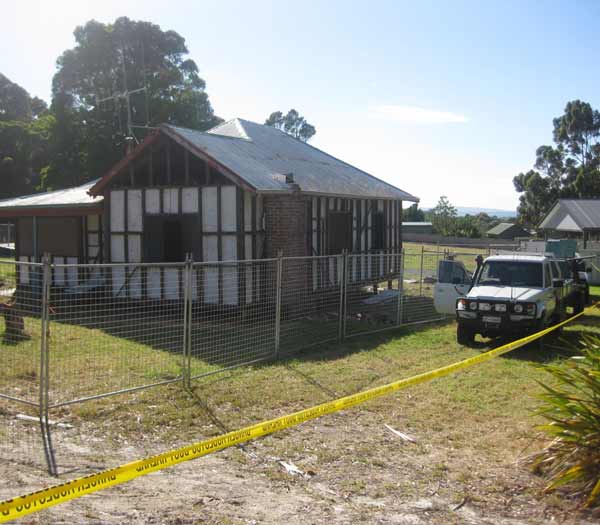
[
  {"xmin": 210, "ymin": 118, "xmax": 419, "ymax": 201},
  {"xmin": 267, "ymin": 126, "xmax": 420, "ymax": 202}
]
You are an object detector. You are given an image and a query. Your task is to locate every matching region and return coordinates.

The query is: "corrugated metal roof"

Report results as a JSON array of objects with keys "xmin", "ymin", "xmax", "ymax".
[
  {"xmin": 163, "ymin": 119, "xmax": 419, "ymax": 201},
  {"xmin": 0, "ymin": 180, "xmax": 103, "ymax": 210},
  {"xmin": 486, "ymin": 222, "xmax": 516, "ymax": 235},
  {"xmin": 539, "ymin": 199, "xmax": 600, "ymax": 231}
]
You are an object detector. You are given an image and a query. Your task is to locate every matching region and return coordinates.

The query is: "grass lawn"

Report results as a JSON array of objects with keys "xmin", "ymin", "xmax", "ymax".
[{"xmin": 0, "ymin": 287, "xmax": 598, "ymax": 523}]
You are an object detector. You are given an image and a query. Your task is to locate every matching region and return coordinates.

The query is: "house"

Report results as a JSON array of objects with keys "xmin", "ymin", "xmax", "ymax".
[
  {"xmin": 0, "ymin": 181, "xmax": 103, "ymax": 285},
  {"xmin": 539, "ymin": 199, "xmax": 600, "ymax": 247},
  {"xmin": 0, "ymin": 118, "xmax": 418, "ymax": 302},
  {"xmin": 485, "ymin": 222, "xmax": 529, "ymax": 240},
  {"xmin": 402, "ymin": 222, "xmax": 433, "ymax": 235}
]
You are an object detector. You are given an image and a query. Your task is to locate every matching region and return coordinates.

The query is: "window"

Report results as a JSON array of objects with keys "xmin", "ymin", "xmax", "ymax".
[
  {"xmin": 327, "ymin": 211, "xmax": 352, "ymax": 254},
  {"xmin": 477, "ymin": 261, "xmax": 543, "ymax": 288},
  {"xmin": 439, "ymin": 261, "xmax": 471, "ymax": 284},
  {"xmin": 372, "ymin": 211, "xmax": 385, "ymax": 250},
  {"xmin": 550, "ymin": 261, "xmax": 561, "ymax": 280},
  {"xmin": 544, "ymin": 264, "xmax": 552, "ymax": 287},
  {"xmin": 558, "ymin": 260, "xmax": 572, "ymax": 279}
]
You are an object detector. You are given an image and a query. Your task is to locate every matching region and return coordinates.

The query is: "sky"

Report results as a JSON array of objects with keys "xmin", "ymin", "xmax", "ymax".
[{"xmin": 3, "ymin": 0, "xmax": 600, "ymax": 210}]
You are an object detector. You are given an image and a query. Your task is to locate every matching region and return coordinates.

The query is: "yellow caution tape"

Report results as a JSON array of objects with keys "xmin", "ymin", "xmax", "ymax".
[{"xmin": 0, "ymin": 305, "xmax": 595, "ymax": 523}]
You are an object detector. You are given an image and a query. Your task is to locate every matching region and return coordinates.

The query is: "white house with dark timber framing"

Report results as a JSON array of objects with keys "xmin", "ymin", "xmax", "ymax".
[{"xmin": 0, "ymin": 118, "xmax": 419, "ymax": 303}]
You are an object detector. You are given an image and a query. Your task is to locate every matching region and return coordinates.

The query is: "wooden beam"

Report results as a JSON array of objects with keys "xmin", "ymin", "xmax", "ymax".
[
  {"xmin": 184, "ymin": 149, "xmax": 190, "ymax": 185},
  {"xmin": 89, "ymin": 130, "xmax": 160, "ymax": 196},
  {"xmin": 161, "ymin": 125, "xmax": 256, "ymax": 193},
  {"xmin": 166, "ymin": 141, "xmax": 172, "ymax": 185},
  {"xmin": 0, "ymin": 206, "xmax": 104, "ymax": 218}
]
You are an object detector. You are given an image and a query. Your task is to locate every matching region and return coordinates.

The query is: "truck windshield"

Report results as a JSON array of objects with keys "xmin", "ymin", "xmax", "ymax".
[{"xmin": 477, "ymin": 261, "xmax": 543, "ymax": 288}]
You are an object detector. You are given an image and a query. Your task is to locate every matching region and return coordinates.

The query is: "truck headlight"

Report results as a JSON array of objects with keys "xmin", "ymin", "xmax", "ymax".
[
  {"xmin": 514, "ymin": 304, "xmax": 523, "ymax": 313},
  {"xmin": 457, "ymin": 299, "xmax": 467, "ymax": 310},
  {"xmin": 494, "ymin": 303, "xmax": 507, "ymax": 312},
  {"xmin": 469, "ymin": 301, "xmax": 477, "ymax": 311},
  {"xmin": 479, "ymin": 302, "xmax": 491, "ymax": 311},
  {"xmin": 525, "ymin": 303, "xmax": 536, "ymax": 316}
]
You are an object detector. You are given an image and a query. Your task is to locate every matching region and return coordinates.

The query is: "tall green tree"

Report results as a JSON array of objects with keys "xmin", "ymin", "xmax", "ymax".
[
  {"xmin": 430, "ymin": 196, "xmax": 457, "ymax": 236},
  {"xmin": 514, "ymin": 100, "xmax": 600, "ymax": 227},
  {"xmin": 0, "ymin": 73, "xmax": 52, "ymax": 197},
  {"xmin": 265, "ymin": 109, "xmax": 316, "ymax": 141},
  {"xmin": 46, "ymin": 17, "xmax": 220, "ymax": 188}
]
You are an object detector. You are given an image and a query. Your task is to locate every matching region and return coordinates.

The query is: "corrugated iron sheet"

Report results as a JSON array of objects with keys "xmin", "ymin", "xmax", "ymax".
[
  {"xmin": 540, "ymin": 199, "xmax": 600, "ymax": 231},
  {"xmin": 0, "ymin": 180, "xmax": 103, "ymax": 210},
  {"xmin": 166, "ymin": 119, "xmax": 418, "ymax": 201}
]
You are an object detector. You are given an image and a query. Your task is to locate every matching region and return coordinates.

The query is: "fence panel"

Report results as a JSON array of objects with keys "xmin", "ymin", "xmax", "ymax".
[
  {"xmin": 47, "ymin": 262, "xmax": 187, "ymax": 406},
  {"xmin": 189, "ymin": 259, "xmax": 277, "ymax": 378},
  {"xmin": 400, "ymin": 251, "xmax": 445, "ymax": 324},
  {"xmin": 344, "ymin": 253, "xmax": 402, "ymax": 337},
  {"xmin": 0, "ymin": 260, "xmax": 47, "ymax": 471},
  {"xmin": 279, "ymin": 255, "xmax": 342, "ymax": 355},
  {"xmin": 0, "ymin": 261, "xmax": 43, "ymax": 406}
]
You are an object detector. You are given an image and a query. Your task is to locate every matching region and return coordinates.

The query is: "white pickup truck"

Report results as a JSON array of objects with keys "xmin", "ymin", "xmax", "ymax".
[{"xmin": 433, "ymin": 253, "xmax": 589, "ymax": 346}]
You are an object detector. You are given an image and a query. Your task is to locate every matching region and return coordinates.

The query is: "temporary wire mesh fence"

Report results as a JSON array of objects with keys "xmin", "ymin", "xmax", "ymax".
[
  {"xmin": 0, "ymin": 250, "xmax": 449, "ymax": 476},
  {"xmin": 48, "ymin": 262, "xmax": 187, "ymax": 407},
  {"xmin": 0, "ymin": 260, "xmax": 48, "ymax": 469},
  {"xmin": 189, "ymin": 259, "xmax": 277, "ymax": 378},
  {"xmin": 279, "ymin": 255, "xmax": 343, "ymax": 355}
]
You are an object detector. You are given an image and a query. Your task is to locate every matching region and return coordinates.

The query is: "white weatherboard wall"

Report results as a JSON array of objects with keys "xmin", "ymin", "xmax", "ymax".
[
  {"xmin": 309, "ymin": 196, "xmax": 401, "ymax": 290},
  {"xmin": 108, "ymin": 186, "xmax": 255, "ymax": 305}
]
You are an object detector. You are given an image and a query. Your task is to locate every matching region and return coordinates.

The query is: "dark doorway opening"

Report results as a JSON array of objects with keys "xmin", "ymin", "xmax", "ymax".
[{"xmin": 163, "ymin": 220, "xmax": 184, "ymax": 262}]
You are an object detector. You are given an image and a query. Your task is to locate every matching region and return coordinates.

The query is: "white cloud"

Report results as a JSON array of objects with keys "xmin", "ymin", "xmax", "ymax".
[{"xmin": 369, "ymin": 104, "xmax": 469, "ymax": 124}]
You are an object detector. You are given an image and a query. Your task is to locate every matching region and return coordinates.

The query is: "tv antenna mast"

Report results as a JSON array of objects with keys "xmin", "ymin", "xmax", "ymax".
[{"xmin": 93, "ymin": 43, "xmax": 153, "ymax": 153}]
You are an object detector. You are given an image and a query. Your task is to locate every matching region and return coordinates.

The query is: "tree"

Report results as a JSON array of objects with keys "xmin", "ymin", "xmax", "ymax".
[
  {"xmin": 0, "ymin": 73, "xmax": 33, "ymax": 121},
  {"xmin": 0, "ymin": 73, "xmax": 52, "ymax": 197},
  {"xmin": 403, "ymin": 203, "xmax": 425, "ymax": 222},
  {"xmin": 514, "ymin": 100, "xmax": 600, "ymax": 227},
  {"xmin": 430, "ymin": 196, "xmax": 457, "ymax": 236},
  {"xmin": 48, "ymin": 17, "xmax": 220, "ymax": 187},
  {"xmin": 454, "ymin": 215, "xmax": 481, "ymax": 238},
  {"xmin": 265, "ymin": 109, "xmax": 316, "ymax": 141}
]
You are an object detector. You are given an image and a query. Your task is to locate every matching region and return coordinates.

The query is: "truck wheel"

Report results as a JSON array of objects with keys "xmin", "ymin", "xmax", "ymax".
[{"xmin": 457, "ymin": 324, "xmax": 475, "ymax": 346}]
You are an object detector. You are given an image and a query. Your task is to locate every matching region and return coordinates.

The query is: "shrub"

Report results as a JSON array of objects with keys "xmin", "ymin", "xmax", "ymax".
[{"xmin": 532, "ymin": 335, "xmax": 600, "ymax": 507}]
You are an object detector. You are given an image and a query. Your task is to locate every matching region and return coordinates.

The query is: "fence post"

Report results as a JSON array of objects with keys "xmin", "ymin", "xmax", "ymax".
[
  {"xmin": 418, "ymin": 245, "xmax": 424, "ymax": 296},
  {"xmin": 396, "ymin": 249, "xmax": 405, "ymax": 326},
  {"xmin": 182, "ymin": 254, "xmax": 193, "ymax": 390},
  {"xmin": 338, "ymin": 251, "xmax": 348, "ymax": 341},
  {"xmin": 274, "ymin": 250, "xmax": 283, "ymax": 359},
  {"xmin": 39, "ymin": 253, "xmax": 57, "ymax": 476}
]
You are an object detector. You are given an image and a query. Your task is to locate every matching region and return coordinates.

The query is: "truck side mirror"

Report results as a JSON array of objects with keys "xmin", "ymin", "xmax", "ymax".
[{"xmin": 552, "ymin": 278, "xmax": 564, "ymax": 288}]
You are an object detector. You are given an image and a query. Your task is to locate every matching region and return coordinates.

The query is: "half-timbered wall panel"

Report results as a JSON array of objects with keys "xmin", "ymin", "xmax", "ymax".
[{"xmin": 202, "ymin": 187, "xmax": 218, "ymax": 232}]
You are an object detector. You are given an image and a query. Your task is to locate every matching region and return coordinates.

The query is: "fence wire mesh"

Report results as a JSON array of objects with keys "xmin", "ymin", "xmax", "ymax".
[
  {"xmin": 401, "ymin": 251, "xmax": 441, "ymax": 324},
  {"xmin": 0, "ymin": 260, "xmax": 47, "ymax": 470},
  {"xmin": 279, "ymin": 255, "xmax": 343, "ymax": 355},
  {"xmin": 345, "ymin": 253, "xmax": 402, "ymax": 337},
  {"xmin": 0, "ymin": 261, "xmax": 43, "ymax": 406},
  {"xmin": 48, "ymin": 263, "xmax": 186, "ymax": 406},
  {"xmin": 0, "ymin": 248, "xmax": 450, "ymax": 477},
  {"xmin": 189, "ymin": 259, "xmax": 277, "ymax": 378}
]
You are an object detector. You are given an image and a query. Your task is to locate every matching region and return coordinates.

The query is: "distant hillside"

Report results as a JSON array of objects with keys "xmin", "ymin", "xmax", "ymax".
[
  {"xmin": 423, "ymin": 206, "xmax": 516, "ymax": 218},
  {"xmin": 455, "ymin": 207, "xmax": 516, "ymax": 218}
]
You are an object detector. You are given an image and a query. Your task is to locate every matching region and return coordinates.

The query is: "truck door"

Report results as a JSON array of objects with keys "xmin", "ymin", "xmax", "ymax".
[{"xmin": 434, "ymin": 260, "xmax": 473, "ymax": 315}]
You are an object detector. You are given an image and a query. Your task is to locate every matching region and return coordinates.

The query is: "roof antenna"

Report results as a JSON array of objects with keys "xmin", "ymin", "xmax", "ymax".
[{"xmin": 92, "ymin": 41, "xmax": 154, "ymax": 154}]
